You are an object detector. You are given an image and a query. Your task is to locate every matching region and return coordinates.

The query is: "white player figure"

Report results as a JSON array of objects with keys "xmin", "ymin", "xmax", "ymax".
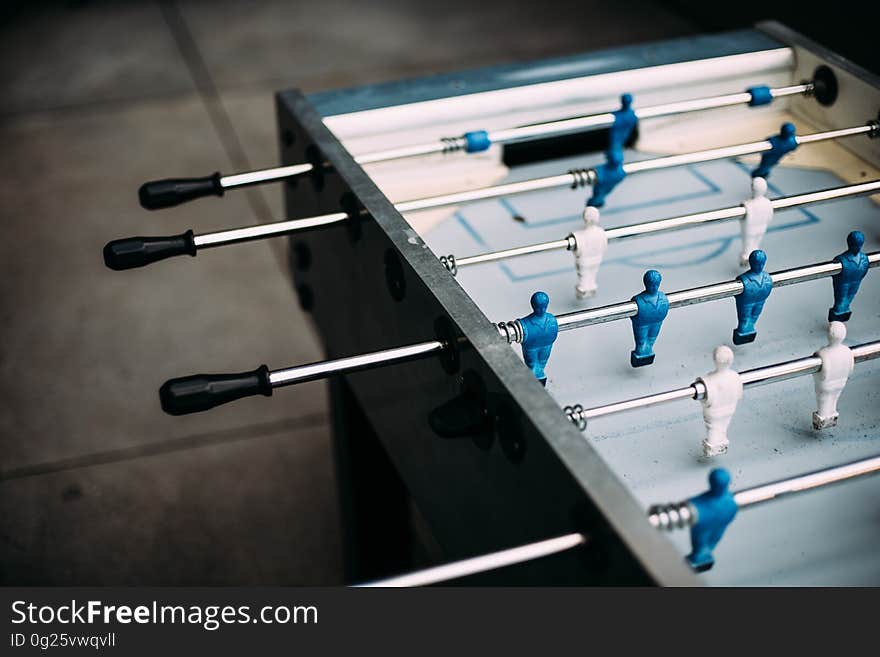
[
  {"xmin": 812, "ymin": 321, "xmax": 855, "ymax": 429},
  {"xmin": 739, "ymin": 176, "xmax": 774, "ymax": 266},
  {"xmin": 697, "ymin": 345, "xmax": 743, "ymax": 457},
  {"xmin": 572, "ymin": 206, "xmax": 608, "ymax": 299}
]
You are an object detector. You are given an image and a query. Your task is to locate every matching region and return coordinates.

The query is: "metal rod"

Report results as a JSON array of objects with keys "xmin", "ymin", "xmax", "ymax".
[
  {"xmin": 636, "ymin": 84, "xmax": 810, "ymax": 120},
  {"xmin": 218, "ymin": 84, "xmax": 814, "ymax": 191},
  {"xmin": 355, "ymin": 142, "xmax": 454, "ymax": 165},
  {"xmin": 567, "ymin": 341, "xmax": 880, "ymax": 428},
  {"xmin": 268, "ymin": 340, "xmax": 445, "ymax": 387},
  {"xmin": 355, "ymin": 532, "xmax": 587, "ymax": 587},
  {"xmin": 606, "ymin": 207, "xmax": 745, "ymax": 241},
  {"xmin": 738, "ymin": 355, "xmax": 820, "ymax": 387},
  {"xmin": 609, "ymin": 179, "xmax": 880, "ymax": 241},
  {"xmin": 193, "ymin": 212, "xmax": 349, "ymax": 249},
  {"xmin": 576, "ymin": 386, "xmax": 702, "ymax": 423},
  {"xmin": 795, "ymin": 125, "xmax": 875, "ymax": 144},
  {"xmin": 649, "ymin": 454, "xmax": 880, "ymax": 531},
  {"xmin": 771, "ymin": 180, "xmax": 880, "ymax": 209},
  {"xmin": 455, "ymin": 237, "xmax": 574, "ymax": 268},
  {"xmin": 451, "ymin": 180, "xmax": 880, "ymax": 271},
  {"xmin": 219, "ymin": 163, "xmax": 314, "ymax": 189},
  {"xmin": 191, "ymin": 124, "xmax": 874, "ymax": 250},
  {"xmin": 625, "ymin": 140, "xmax": 772, "ymax": 173},
  {"xmin": 394, "ymin": 174, "xmax": 578, "ymax": 213},
  {"xmin": 733, "ymin": 455, "xmax": 880, "ymax": 509},
  {"xmin": 625, "ymin": 124, "xmax": 874, "ymax": 175},
  {"xmin": 541, "ymin": 252, "xmax": 880, "ymax": 335}
]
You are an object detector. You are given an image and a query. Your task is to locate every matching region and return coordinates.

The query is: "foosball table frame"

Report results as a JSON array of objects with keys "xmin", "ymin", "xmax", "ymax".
[{"xmin": 276, "ymin": 21, "xmax": 880, "ymax": 585}]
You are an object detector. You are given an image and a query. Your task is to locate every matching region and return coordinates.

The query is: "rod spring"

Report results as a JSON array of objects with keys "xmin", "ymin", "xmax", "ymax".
[
  {"xmin": 497, "ymin": 319, "xmax": 524, "ymax": 344},
  {"xmin": 439, "ymin": 254, "xmax": 457, "ymax": 276},
  {"xmin": 647, "ymin": 501, "xmax": 695, "ymax": 531},
  {"xmin": 569, "ymin": 168, "xmax": 594, "ymax": 189},
  {"xmin": 442, "ymin": 136, "xmax": 467, "ymax": 154},
  {"xmin": 563, "ymin": 404, "xmax": 587, "ymax": 431}
]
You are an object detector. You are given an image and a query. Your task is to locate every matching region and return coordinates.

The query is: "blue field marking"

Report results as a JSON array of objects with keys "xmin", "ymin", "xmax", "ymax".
[
  {"xmin": 454, "ymin": 211, "xmax": 489, "ymax": 247},
  {"xmin": 688, "ymin": 165, "xmax": 724, "ymax": 194},
  {"xmin": 454, "ymin": 162, "xmax": 826, "ymax": 283},
  {"xmin": 496, "ymin": 165, "xmax": 722, "ymax": 230},
  {"xmin": 453, "ymin": 211, "xmax": 568, "ymax": 282}
]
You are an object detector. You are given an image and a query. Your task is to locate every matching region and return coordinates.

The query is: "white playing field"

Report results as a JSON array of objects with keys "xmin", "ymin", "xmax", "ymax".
[{"xmin": 424, "ymin": 151, "xmax": 880, "ymax": 585}]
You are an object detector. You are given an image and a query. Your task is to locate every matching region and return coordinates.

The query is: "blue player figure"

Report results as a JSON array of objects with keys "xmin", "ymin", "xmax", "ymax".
[
  {"xmin": 687, "ymin": 469, "xmax": 738, "ymax": 572},
  {"xmin": 828, "ymin": 230, "xmax": 870, "ymax": 322},
  {"xmin": 733, "ymin": 249, "xmax": 773, "ymax": 344},
  {"xmin": 608, "ymin": 93, "xmax": 637, "ymax": 154},
  {"xmin": 587, "ymin": 147, "xmax": 626, "ymax": 207},
  {"xmin": 630, "ymin": 270, "xmax": 669, "ymax": 367},
  {"xmin": 585, "ymin": 94, "xmax": 636, "ymax": 207},
  {"xmin": 751, "ymin": 122, "xmax": 798, "ymax": 178},
  {"xmin": 518, "ymin": 291, "xmax": 558, "ymax": 386}
]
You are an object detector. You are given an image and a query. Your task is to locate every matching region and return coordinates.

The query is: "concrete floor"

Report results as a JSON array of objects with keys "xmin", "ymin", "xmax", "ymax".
[{"xmin": 0, "ymin": 0, "xmax": 696, "ymax": 584}]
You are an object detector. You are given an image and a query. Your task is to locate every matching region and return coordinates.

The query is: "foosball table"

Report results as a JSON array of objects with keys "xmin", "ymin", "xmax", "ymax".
[{"xmin": 105, "ymin": 21, "xmax": 880, "ymax": 586}]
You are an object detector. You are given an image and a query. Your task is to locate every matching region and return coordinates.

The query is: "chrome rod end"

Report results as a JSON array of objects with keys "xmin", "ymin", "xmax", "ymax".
[
  {"xmin": 563, "ymin": 404, "xmax": 587, "ymax": 431},
  {"xmin": 439, "ymin": 254, "xmax": 457, "ymax": 276},
  {"xmin": 497, "ymin": 319, "xmax": 524, "ymax": 344},
  {"xmin": 647, "ymin": 501, "xmax": 695, "ymax": 531}
]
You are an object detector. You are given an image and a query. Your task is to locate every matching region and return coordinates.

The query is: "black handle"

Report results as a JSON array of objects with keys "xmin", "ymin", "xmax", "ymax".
[
  {"xmin": 103, "ymin": 230, "xmax": 197, "ymax": 270},
  {"xmin": 138, "ymin": 172, "xmax": 223, "ymax": 210},
  {"xmin": 159, "ymin": 365, "xmax": 272, "ymax": 416}
]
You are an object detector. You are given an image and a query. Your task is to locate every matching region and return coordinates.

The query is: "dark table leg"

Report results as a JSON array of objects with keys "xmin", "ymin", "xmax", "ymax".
[{"xmin": 330, "ymin": 377, "xmax": 414, "ymax": 583}]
